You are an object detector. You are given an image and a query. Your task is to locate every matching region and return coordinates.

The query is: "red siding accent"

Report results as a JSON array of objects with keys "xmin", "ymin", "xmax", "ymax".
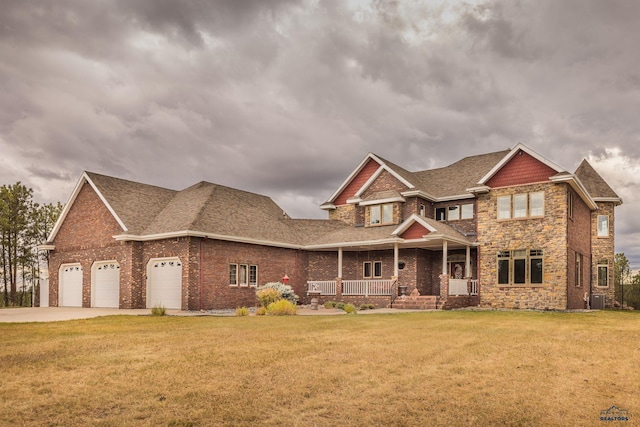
[
  {"xmin": 487, "ymin": 150, "xmax": 558, "ymax": 188},
  {"xmin": 333, "ymin": 158, "xmax": 381, "ymax": 205},
  {"xmin": 401, "ymin": 222, "xmax": 430, "ymax": 240}
]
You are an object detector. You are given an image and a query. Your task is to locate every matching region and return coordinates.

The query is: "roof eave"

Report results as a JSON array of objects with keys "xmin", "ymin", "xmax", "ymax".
[
  {"xmin": 303, "ymin": 237, "xmax": 404, "ymax": 250},
  {"xmin": 594, "ymin": 197, "xmax": 623, "ymax": 206},
  {"xmin": 46, "ymin": 172, "xmax": 129, "ymax": 243},
  {"xmin": 114, "ymin": 230, "xmax": 304, "ymax": 249},
  {"xmin": 549, "ymin": 174, "xmax": 599, "ymax": 210}
]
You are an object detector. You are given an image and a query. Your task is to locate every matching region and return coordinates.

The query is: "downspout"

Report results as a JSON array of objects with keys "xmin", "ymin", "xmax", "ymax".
[{"xmin": 199, "ymin": 238, "xmax": 204, "ymax": 311}]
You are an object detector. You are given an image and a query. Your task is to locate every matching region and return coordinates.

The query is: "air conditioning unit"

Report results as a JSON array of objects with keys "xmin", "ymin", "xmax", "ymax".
[{"xmin": 590, "ymin": 294, "xmax": 605, "ymax": 310}]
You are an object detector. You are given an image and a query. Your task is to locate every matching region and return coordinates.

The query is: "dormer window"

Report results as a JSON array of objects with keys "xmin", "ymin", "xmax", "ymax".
[{"xmin": 369, "ymin": 203, "xmax": 393, "ymax": 225}]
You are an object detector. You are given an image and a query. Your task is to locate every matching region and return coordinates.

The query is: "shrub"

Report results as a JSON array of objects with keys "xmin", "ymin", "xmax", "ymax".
[
  {"xmin": 335, "ymin": 302, "xmax": 346, "ymax": 311},
  {"xmin": 235, "ymin": 307, "xmax": 250, "ymax": 317},
  {"xmin": 359, "ymin": 303, "xmax": 376, "ymax": 311},
  {"xmin": 256, "ymin": 282, "xmax": 299, "ymax": 305},
  {"xmin": 266, "ymin": 299, "xmax": 297, "ymax": 316},
  {"xmin": 324, "ymin": 301, "xmax": 337, "ymax": 309},
  {"xmin": 256, "ymin": 287, "xmax": 281, "ymax": 307},
  {"xmin": 151, "ymin": 305, "xmax": 166, "ymax": 316},
  {"xmin": 255, "ymin": 306, "xmax": 267, "ymax": 316},
  {"xmin": 343, "ymin": 303, "xmax": 358, "ymax": 314}
]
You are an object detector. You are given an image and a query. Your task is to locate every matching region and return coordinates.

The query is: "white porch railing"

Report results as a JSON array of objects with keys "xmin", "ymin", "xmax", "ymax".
[
  {"xmin": 449, "ymin": 279, "xmax": 479, "ymax": 296},
  {"xmin": 469, "ymin": 279, "xmax": 478, "ymax": 296},
  {"xmin": 343, "ymin": 280, "xmax": 394, "ymax": 296},
  {"xmin": 307, "ymin": 281, "xmax": 337, "ymax": 296}
]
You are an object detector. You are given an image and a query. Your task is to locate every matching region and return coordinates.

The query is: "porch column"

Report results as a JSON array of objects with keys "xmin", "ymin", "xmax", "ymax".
[
  {"xmin": 465, "ymin": 245, "xmax": 471, "ymax": 278},
  {"xmin": 393, "ymin": 243, "xmax": 399, "ymax": 277},
  {"xmin": 337, "ymin": 247, "xmax": 343, "ymax": 279},
  {"xmin": 442, "ymin": 240, "xmax": 448, "ymax": 275}
]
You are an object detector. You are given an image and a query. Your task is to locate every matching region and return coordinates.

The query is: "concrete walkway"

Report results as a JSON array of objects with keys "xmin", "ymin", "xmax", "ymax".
[{"xmin": 0, "ymin": 306, "xmax": 426, "ymax": 323}]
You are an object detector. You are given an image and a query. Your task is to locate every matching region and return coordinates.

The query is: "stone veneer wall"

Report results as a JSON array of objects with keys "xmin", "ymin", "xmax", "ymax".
[
  {"xmin": 328, "ymin": 204, "xmax": 356, "ymax": 225},
  {"xmin": 591, "ymin": 202, "xmax": 616, "ymax": 307},
  {"xmin": 477, "ymin": 182, "xmax": 569, "ymax": 310}
]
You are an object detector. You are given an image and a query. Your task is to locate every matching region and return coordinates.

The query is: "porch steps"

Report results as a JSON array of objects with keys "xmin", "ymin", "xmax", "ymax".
[{"xmin": 391, "ymin": 295, "xmax": 439, "ymax": 310}]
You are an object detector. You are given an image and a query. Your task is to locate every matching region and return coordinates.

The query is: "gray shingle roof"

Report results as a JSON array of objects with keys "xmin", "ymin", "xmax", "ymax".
[
  {"xmin": 574, "ymin": 160, "xmax": 621, "ymax": 200},
  {"xmin": 86, "ymin": 172, "xmax": 176, "ymax": 234},
  {"xmin": 403, "ymin": 150, "xmax": 511, "ymax": 197}
]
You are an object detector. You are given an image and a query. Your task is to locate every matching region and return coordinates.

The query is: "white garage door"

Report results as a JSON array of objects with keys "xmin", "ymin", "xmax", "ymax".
[
  {"xmin": 60, "ymin": 264, "xmax": 83, "ymax": 307},
  {"xmin": 147, "ymin": 258, "xmax": 182, "ymax": 309},
  {"xmin": 93, "ymin": 262, "xmax": 120, "ymax": 308}
]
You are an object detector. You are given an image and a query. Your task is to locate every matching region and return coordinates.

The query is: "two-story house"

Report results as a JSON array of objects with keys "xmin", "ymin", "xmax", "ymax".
[{"xmin": 40, "ymin": 144, "xmax": 621, "ymax": 311}]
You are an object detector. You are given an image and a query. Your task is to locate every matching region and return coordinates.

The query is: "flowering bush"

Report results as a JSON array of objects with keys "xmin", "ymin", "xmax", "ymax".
[{"xmin": 256, "ymin": 282, "xmax": 299, "ymax": 305}]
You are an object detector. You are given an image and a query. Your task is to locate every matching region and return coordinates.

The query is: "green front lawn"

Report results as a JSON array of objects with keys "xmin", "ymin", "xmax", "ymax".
[{"xmin": 1, "ymin": 310, "xmax": 638, "ymax": 426}]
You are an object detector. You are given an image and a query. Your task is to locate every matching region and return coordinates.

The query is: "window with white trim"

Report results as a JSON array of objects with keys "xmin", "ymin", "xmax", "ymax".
[
  {"xmin": 597, "ymin": 215, "xmax": 609, "ymax": 237},
  {"xmin": 496, "ymin": 249, "xmax": 544, "ymax": 285},
  {"xmin": 363, "ymin": 261, "xmax": 382, "ymax": 278},
  {"xmin": 229, "ymin": 264, "xmax": 258, "ymax": 287}
]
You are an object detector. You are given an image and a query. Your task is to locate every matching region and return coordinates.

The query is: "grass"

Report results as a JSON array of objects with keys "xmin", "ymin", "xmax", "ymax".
[{"xmin": 1, "ymin": 310, "xmax": 639, "ymax": 426}]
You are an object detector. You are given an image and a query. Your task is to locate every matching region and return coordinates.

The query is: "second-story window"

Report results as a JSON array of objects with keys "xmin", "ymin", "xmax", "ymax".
[
  {"xmin": 436, "ymin": 203, "xmax": 474, "ymax": 221},
  {"xmin": 497, "ymin": 192, "xmax": 544, "ymax": 220},
  {"xmin": 597, "ymin": 215, "xmax": 609, "ymax": 237},
  {"xmin": 370, "ymin": 204, "xmax": 393, "ymax": 225}
]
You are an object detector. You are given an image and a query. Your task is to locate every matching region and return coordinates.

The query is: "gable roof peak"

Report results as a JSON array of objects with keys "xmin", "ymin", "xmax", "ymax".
[
  {"xmin": 574, "ymin": 159, "xmax": 622, "ymax": 204},
  {"xmin": 477, "ymin": 143, "xmax": 566, "ymax": 185}
]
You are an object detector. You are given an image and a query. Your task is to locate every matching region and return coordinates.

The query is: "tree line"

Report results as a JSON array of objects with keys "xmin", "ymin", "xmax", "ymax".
[
  {"xmin": 0, "ymin": 183, "xmax": 62, "ymax": 307},
  {"xmin": 614, "ymin": 252, "xmax": 640, "ymax": 309}
]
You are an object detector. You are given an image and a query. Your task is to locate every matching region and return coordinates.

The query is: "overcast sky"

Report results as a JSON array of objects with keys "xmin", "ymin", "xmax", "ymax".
[{"xmin": 1, "ymin": 0, "xmax": 640, "ymax": 269}]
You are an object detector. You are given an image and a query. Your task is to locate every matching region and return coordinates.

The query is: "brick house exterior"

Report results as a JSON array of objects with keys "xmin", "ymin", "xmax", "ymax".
[{"xmin": 41, "ymin": 144, "xmax": 621, "ymax": 310}]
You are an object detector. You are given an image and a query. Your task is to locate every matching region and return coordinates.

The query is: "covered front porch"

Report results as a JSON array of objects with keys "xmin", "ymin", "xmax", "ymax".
[{"xmin": 305, "ymin": 227, "xmax": 479, "ymax": 309}]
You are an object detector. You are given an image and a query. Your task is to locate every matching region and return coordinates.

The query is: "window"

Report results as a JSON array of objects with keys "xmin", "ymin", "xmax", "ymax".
[
  {"xmin": 239, "ymin": 264, "xmax": 248, "ymax": 286},
  {"xmin": 249, "ymin": 265, "xmax": 258, "ymax": 287},
  {"xmin": 374, "ymin": 261, "xmax": 382, "ymax": 277},
  {"xmin": 530, "ymin": 250, "xmax": 544, "ymax": 284},
  {"xmin": 461, "ymin": 204, "xmax": 474, "ymax": 220},
  {"xmin": 229, "ymin": 264, "xmax": 237, "ymax": 286},
  {"xmin": 598, "ymin": 215, "xmax": 609, "ymax": 237},
  {"xmin": 575, "ymin": 252, "xmax": 582, "ymax": 287},
  {"xmin": 230, "ymin": 264, "xmax": 258, "ymax": 287},
  {"xmin": 436, "ymin": 203, "xmax": 474, "ymax": 221},
  {"xmin": 513, "ymin": 249, "xmax": 527, "ymax": 284},
  {"xmin": 383, "ymin": 204, "xmax": 393, "ymax": 224},
  {"xmin": 363, "ymin": 261, "xmax": 382, "ymax": 278},
  {"xmin": 497, "ymin": 196, "xmax": 511, "ymax": 219},
  {"xmin": 530, "ymin": 192, "xmax": 544, "ymax": 217},
  {"xmin": 370, "ymin": 204, "xmax": 393, "ymax": 225},
  {"xmin": 448, "ymin": 205, "xmax": 460, "ymax": 221},
  {"xmin": 497, "ymin": 192, "xmax": 544, "ymax": 219},
  {"xmin": 419, "ymin": 204, "xmax": 425, "ymax": 217},
  {"xmin": 497, "ymin": 251, "xmax": 511, "ymax": 285},
  {"xmin": 597, "ymin": 260, "xmax": 609, "ymax": 287},
  {"xmin": 496, "ymin": 249, "xmax": 544, "ymax": 285},
  {"xmin": 513, "ymin": 194, "xmax": 528, "ymax": 218}
]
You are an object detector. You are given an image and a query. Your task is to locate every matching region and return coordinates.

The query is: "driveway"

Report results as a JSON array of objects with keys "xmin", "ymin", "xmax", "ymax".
[{"xmin": 0, "ymin": 307, "xmax": 151, "ymax": 323}]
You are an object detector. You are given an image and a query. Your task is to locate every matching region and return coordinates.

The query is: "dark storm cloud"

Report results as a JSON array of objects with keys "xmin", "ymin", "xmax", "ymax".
[{"xmin": 1, "ymin": 0, "xmax": 640, "ymax": 266}]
